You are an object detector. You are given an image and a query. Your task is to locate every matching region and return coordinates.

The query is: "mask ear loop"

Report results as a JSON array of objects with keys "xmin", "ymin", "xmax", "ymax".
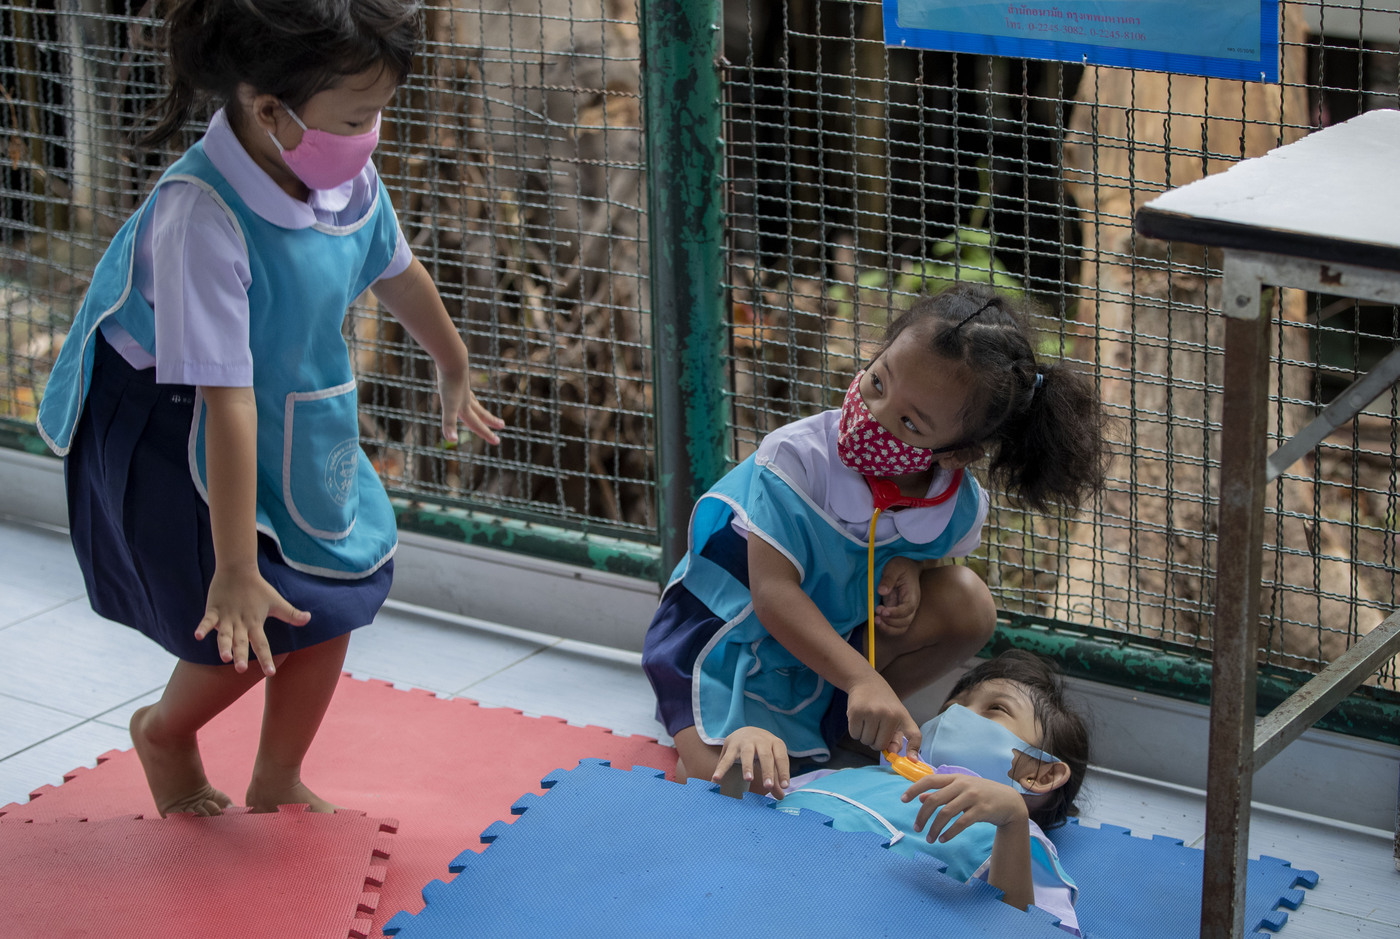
[
  {"xmin": 862, "ymin": 472, "xmax": 963, "ymax": 781},
  {"xmin": 266, "ymin": 101, "xmax": 310, "ymax": 155}
]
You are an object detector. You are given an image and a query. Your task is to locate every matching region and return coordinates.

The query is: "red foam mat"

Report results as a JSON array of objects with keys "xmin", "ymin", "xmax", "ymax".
[
  {"xmin": 1, "ymin": 673, "xmax": 678, "ymax": 936},
  {"xmin": 0, "ymin": 806, "xmax": 395, "ymax": 939}
]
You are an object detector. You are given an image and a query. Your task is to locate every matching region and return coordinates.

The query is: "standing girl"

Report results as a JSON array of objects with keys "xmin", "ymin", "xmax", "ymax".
[
  {"xmin": 642, "ymin": 283, "xmax": 1107, "ymax": 791},
  {"xmin": 37, "ymin": 0, "xmax": 503, "ymax": 817}
]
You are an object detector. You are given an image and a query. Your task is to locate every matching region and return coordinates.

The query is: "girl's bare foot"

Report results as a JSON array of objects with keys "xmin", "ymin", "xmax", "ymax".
[
  {"xmin": 129, "ymin": 705, "xmax": 232, "ymax": 817},
  {"xmin": 245, "ymin": 774, "xmax": 338, "ymax": 814}
]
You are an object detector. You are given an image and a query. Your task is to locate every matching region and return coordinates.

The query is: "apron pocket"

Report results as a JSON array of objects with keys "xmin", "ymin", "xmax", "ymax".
[{"xmin": 284, "ymin": 382, "xmax": 361, "ymax": 540}]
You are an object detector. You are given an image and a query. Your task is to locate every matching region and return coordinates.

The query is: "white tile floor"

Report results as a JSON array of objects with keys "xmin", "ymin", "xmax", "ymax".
[{"xmin": 1, "ymin": 513, "xmax": 1396, "ymax": 937}]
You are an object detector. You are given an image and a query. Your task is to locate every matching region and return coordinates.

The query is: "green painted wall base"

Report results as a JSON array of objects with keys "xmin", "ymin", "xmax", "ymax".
[
  {"xmin": 0, "ymin": 418, "xmax": 50, "ymax": 456},
  {"xmin": 987, "ymin": 614, "xmax": 1400, "ymax": 748},
  {"xmin": 394, "ymin": 501, "xmax": 662, "ymax": 582}
]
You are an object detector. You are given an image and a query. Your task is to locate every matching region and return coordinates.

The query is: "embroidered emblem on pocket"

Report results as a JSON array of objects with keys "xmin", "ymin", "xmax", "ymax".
[{"xmin": 325, "ymin": 438, "xmax": 360, "ymax": 506}]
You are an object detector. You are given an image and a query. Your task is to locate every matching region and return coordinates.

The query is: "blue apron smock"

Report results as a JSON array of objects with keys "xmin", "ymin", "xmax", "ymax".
[
  {"xmin": 39, "ymin": 143, "xmax": 401, "ymax": 662},
  {"xmin": 641, "ymin": 452, "xmax": 984, "ymax": 760}
]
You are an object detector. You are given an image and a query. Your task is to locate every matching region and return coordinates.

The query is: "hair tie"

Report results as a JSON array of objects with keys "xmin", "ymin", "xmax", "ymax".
[{"xmin": 1033, "ymin": 372, "xmax": 1045, "ymax": 391}]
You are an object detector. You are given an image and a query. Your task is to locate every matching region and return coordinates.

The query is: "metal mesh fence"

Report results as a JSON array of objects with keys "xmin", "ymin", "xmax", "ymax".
[
  {"xmin": 371, "ymin": 2, "xmax": 652, "ymax": 538},
  {"xmin": 1, "ymin": 1, "xmax": 1397, "ymax": 686},
  {"xmin": 0, "ymin": 0, "xmax": 653, "ymax": 542},
  {"xmin": 719, "ymin": 0, "xmax": 1399, "ymax": 687}
]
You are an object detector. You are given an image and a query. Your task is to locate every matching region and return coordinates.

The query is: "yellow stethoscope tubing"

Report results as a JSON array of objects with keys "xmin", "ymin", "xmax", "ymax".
[{"xmin": 866, "ymin": 508, "xmax": 882, "ymax": 669}]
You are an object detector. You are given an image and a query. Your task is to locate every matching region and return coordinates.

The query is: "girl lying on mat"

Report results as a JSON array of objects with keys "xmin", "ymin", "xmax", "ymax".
[{"xmin": 716, "ymin": 651, "xmax": 1088, "ymax": 935}]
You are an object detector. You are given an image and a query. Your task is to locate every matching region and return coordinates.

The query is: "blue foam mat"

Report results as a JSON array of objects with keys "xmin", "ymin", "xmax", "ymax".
[
  {"xmin": 383, "ymin": 760, "xmax": 1317, "ymax": 939},
  {"xmin": 1047, "ymin": 818, "xmax": 1318, "ymax": 938},
  {"xmin": 384, "ymin": 759, "xmax": 1067, "ymax": 937}
]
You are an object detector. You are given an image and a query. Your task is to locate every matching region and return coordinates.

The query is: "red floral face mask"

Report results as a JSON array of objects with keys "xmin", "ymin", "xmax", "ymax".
[{"xmin": 836, "ymin": 370, "xmax": 937, "ymax": 477}]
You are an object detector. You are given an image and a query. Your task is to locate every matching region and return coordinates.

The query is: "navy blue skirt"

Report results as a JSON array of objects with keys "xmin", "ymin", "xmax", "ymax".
[
  {"xmin": 640, "ymin": 523, "xmax": 855, "ymax": 748},
  {"xmin": 65, "ymin": 332, "xmax": 392, "ymax": 665}
]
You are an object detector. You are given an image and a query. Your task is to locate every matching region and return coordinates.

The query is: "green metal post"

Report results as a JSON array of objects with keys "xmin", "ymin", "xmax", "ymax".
[{"xmin": 641, "ymin": 0, "xmax": 729, "ymax": 577}]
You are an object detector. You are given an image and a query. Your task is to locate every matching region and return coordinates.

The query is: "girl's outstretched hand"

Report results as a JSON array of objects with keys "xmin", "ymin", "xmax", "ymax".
[
  {"xmin": 713, "ymin": 726, "xmax": 790, "ymax": 798},
  {"xmin": 437, "ymin": 362, "xmax": 504, "ymax": 447},
  {"xmin": 195, "ymin": 566, "xmax": 310, "ymax": 676},
  {"xmin": 847, "ymin": 675, "xmax": 922, "ymax": 754},
  {"xmin": 369, "ymin": 257, "xmax": 506, "ymax": 448},
  {"xmin": 902, "ymin": 772, "xmax": 1029, "ymax": 842},
  {"xmin": 875, "ymin": 556, "xmax": 921, "ymax": 635}
]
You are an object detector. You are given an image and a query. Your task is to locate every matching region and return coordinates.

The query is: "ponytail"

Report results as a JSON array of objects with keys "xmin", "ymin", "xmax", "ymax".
[
  {"xmin": 136, "ymin": 0, "xmax": 215, "ymax": 150},
  {"xmin": 985, "ymin": 359, "xmax": 1107, "ymax": 514}
]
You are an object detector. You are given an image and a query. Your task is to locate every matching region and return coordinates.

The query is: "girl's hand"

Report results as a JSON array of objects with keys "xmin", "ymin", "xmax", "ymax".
[
  {"xmin": 902, "ymin": 772, "xmax": 1029, "ymax": 843},
  {"xmin": 847, "ymin": 675, "xmax": 921, "ymax": 753},
  {"xmin": 437, "ymin": 360, "xmax": 504, "ymax": 447},
  {"xmin": 369, "ymin": 258, "xmax": 505, "ymax": 447},
  {"xmin": 713, "ymin": 726, "xmax": 791, "ymax": 798},
  {"xmin": 194, "ymin": 565, "xmax": 310, "ymax": 676},
  {"xmin": 875, "ymin": 557, "xmax": 921, "ymax": 635}
]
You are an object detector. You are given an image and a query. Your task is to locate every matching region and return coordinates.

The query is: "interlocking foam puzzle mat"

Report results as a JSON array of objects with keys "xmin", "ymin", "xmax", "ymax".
[
  {"xmin": 384, "ymin": 759, "xmax": 1070, "ymax": 937},
  {"xmin": 2, "ymin": 675, "xmax": 1318, "ymax": 938},
  {"xmin": 383, "ymin": 760, "xmax": 1319, "ymax": 939},
  {"xmin": 0, "ymin": 806, "xmax": 395, "ymax": 939},
  {"xmin": 1048, "ymin": 817, "xmax": 1318, "ymax": 938},
  {"xmin": 0, "ymin": 673, "xmax": 677, "ymax": 936}
]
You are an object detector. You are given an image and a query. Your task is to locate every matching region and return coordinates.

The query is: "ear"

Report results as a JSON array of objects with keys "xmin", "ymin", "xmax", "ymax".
[
  {"xmin": 1020, "ymin": 758, "xmax": 1071, "ymax": 795},
  {"xmin": 242, "ymin": 86, "xmax": 288, "ymax": 137}
]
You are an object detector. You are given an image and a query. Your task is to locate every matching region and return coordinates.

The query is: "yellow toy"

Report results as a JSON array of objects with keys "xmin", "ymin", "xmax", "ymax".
[{"xmin": 884, "ymin": 748, "xmax": 938, "ymax": 783}]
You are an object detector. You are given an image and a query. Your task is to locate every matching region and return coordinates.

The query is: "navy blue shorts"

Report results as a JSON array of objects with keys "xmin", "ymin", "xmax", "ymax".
[
  {"xmin": 640, "ymin": 524, "xmax": 857, "ymax": 748},
  {"xmin": 65, "ymin": 332, "xmax": 392, "ymax": 665}
]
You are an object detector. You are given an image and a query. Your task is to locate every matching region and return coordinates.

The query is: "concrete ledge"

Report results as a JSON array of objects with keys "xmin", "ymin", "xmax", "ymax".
[
  {"xmin": 1067, "ymin": 677, "xmax": 1398, "ymax": 831},
  {"xmin": 389, "ymin": 527, "xmax": 659, "ymax": 654},
  {"xmin": 0, "ymin": 446, "xmax": 662, "ymax": 652},
  {"xmin": 0, "ymin": 447, "xmax": 66, "ymax": 530}
]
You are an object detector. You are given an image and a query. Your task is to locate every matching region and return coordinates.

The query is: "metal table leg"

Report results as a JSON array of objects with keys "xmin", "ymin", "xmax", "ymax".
[{"xmin": 1201, "ymin": 261, "xmax": 1273, "ymax": 939}]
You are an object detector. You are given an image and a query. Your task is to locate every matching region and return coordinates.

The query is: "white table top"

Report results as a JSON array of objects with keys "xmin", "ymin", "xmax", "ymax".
[{"xmin": 1136, "ymin": 109, "xmax": 1400, "ymax": 270}]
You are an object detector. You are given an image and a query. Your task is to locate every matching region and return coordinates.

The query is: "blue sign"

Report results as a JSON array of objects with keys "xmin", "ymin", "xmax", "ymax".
[{"xmin": 884, "ymin": 1, "xmax": 1280, "ymax": 83}]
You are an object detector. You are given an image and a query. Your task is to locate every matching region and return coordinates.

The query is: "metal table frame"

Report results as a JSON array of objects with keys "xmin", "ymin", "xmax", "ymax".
[
  {"xmin": 1137, "ymin": 109, "xmax": 1400, "ymax": 937},
  {"xmin": 1201, "ymin": 249, "xmax": 1400, "ymax": 938}
]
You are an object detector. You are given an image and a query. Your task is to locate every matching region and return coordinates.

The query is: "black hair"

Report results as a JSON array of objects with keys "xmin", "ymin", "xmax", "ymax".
[
  {"xmin": 945, "ymin": 649, "xmax": 1089, "ymax": 829},
  {"xmin": 138, "ymin": 0, "xmax": 422, "ymax": 150},
  {"xmin": 880, "ymin": 283, "xmax": 1110, "ymax": 514}
]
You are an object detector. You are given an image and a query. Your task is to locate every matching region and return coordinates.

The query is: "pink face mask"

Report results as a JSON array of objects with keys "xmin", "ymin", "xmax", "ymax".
[
  {"xmin": 836, "ymin": 370, "xmax": 938, "ymax": 478},
  {"xmin": 268, "ymin": 102, "xmax": 380, "ymax": 191}
]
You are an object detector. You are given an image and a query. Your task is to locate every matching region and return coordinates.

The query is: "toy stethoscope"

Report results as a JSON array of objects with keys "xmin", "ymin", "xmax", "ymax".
[{"xmin": 862, "ymin": 471, "xmax": 963, "ymax": 782}]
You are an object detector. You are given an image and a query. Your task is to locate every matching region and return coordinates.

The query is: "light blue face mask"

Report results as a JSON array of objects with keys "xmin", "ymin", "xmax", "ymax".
[{"xmin": 916, "ymin": 704, "xmax": 1060, "ymax": 794}]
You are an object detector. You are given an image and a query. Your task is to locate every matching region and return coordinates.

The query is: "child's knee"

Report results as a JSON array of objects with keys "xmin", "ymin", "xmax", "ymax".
[{"xmin": 923, "ymin": 564, "xmax": 997, "ymax": 643}]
